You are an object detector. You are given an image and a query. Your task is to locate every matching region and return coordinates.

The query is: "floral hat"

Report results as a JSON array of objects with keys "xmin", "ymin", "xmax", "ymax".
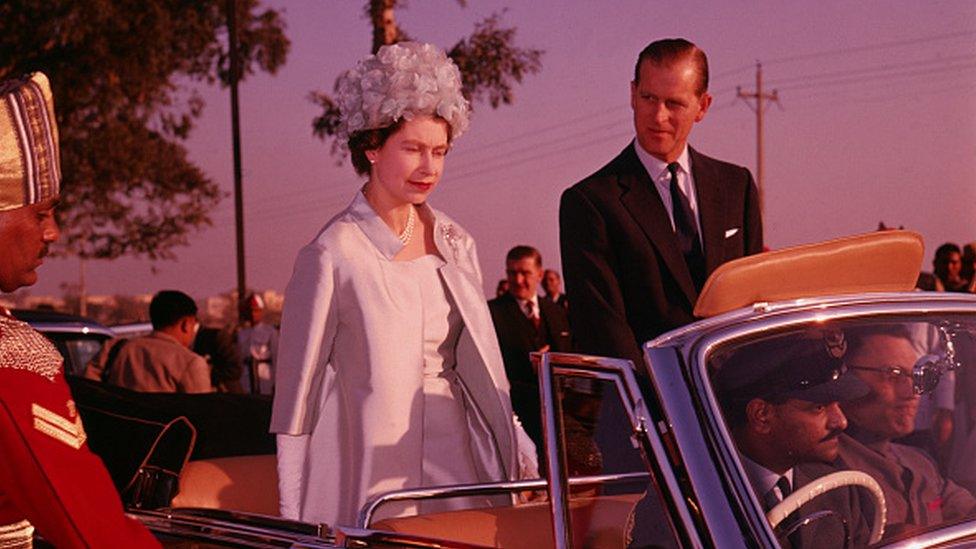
[{"xmin": 335, "ymin": 42, "xmax": 470, "ymax": 144}]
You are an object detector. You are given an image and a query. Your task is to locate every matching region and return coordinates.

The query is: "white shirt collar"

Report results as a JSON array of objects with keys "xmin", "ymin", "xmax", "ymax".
[
  {"xmin": 633, "ymin": 140, "xmax": 691, "ymax": 182},
  {"xmin": 739, "ymin": 452, "xmax": 794, "ymax": 499}
]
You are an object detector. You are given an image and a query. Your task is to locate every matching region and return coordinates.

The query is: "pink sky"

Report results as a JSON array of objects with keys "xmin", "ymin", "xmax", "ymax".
[{"xmin": 30, "ymin": 0, "xmax": 976, "ymax": 300}]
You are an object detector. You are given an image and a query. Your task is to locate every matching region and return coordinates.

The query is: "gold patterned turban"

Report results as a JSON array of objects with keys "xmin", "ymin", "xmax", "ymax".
[{"xmin": 0, "ymin": 72, "xmax": 60, "ymax": 212}]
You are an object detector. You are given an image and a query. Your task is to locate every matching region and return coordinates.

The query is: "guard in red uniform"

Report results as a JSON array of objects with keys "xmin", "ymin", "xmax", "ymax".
[{"xmin": 0, "ymin": 73, "xmax": 159, "ymax": 548}]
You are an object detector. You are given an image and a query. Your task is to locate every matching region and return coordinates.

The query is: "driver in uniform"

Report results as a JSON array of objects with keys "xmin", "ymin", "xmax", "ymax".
[
  {"xmin": 0, "ymin": 72, "xmax": 159, "ymax": 547},
  {"xmin": 714, "ymin": 334, "xmax": 873, "ymax": 548}
]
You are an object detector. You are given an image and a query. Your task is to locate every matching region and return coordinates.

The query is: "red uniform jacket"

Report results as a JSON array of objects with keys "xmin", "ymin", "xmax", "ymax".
[{"xmin": 0, "ymin": 310, "xmax": 159, "ymax": 548}]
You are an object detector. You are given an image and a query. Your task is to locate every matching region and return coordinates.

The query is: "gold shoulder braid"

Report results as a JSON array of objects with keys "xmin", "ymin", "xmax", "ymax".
[
  {"xmin": 0, "ymin": 314, "xmax": 62, "ymax": 382},
  {"xmin": 0, "ymin": 519, "xmax": 34, "ymax": 549}
]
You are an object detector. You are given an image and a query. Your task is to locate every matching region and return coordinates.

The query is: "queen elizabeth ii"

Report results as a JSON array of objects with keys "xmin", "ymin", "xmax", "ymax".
[{"xmin": 270, "ymin": 42, "xmax": 538, "ymax": 527}]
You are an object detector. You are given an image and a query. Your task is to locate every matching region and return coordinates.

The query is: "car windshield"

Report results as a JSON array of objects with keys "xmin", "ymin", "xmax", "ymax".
[{"xmin": 707, "ymin": 314, "xmax": 976, "ymax": 546}]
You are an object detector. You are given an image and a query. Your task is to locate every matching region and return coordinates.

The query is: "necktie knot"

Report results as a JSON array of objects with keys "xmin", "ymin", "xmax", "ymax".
[{"xmin": 667, "ymin": 162, "xmax": 680, "ymax": 181}]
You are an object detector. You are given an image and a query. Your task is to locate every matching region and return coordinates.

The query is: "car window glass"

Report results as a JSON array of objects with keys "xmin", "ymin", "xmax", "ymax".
[
  {"xmin": 706, "ymin": 316, "xmax": 976, "ymax": 547},
  {"xmin": 63, "ymin": 338, "xmax": 104, "ymax": 376},
  {"xmin": 554, "ymin": 374, "xmax": 680, "ymax": 549}
]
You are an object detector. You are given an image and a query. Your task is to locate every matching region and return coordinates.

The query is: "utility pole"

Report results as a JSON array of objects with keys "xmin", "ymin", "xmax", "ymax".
[
  {"xmin": 736, "ymin": 62, "xmax": 779, "ymax": 225},
  {"xmin": 228, "ymin": 0, "xmax": 247, "ymax": 322}
]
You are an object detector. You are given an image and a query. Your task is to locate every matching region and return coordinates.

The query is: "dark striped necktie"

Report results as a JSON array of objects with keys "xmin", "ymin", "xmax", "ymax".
[{"xmin": 667, "ymin": 162, "xmax": 706, "ymax": 290}]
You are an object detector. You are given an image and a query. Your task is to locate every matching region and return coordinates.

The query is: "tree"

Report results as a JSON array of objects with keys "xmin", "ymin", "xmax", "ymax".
[
  {"xmin": 311, "ymin": 1, "xmax": 543, "ymax": 156},
  {"xmin": 0, "ymin": 0, "xmax": 289, "ymax": 260}
]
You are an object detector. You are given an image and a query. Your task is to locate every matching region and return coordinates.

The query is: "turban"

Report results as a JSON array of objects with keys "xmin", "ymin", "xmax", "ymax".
[{"xmin": 0, "ymin": 72, "xmax": 60, "ymax": 212}]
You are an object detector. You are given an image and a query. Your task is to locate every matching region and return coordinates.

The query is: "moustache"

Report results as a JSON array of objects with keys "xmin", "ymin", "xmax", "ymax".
[{"xmin": 820, "ymin": 429, "xmax": 844, "ymax": 442}]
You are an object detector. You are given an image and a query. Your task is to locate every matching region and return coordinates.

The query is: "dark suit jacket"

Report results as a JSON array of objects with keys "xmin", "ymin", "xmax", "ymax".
[
  {"xmin": 560, "ymin": 143, "xmax": 763, "ymax": 366},
  {"xmin": 488, "ymin": 293, "xmax": 572, "ymax": 449}
]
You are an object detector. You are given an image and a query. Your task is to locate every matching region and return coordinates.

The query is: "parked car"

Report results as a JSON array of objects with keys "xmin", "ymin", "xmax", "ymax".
[
  {"xmin": 38, "ymin": 231, "xmax": 976, "ymax": 547},
  {"xmin": 12, "ymin": 308, "xmax": 115, "ymax": 376}
]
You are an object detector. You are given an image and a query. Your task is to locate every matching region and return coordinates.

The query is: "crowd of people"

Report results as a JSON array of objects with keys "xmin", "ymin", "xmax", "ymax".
[{"xmin": 1, "ymin": 33, "xmax": 973, "ymax": 548}]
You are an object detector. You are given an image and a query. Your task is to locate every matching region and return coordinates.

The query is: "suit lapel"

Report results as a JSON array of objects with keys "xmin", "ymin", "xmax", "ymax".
[
  {"xmin": 690, "ymin": 147, "xmax": 726, "ymax": 274},
  {"xmin": 616, "ymin": 144, "xmax": 698, "ymax": 305}
]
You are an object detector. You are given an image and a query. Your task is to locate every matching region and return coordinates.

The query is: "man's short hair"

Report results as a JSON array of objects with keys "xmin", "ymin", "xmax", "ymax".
[
  {"xmin": 149, "ymin": 290, "xmax": 197, "ymax": 330},
  {"xmin": 634, "ymin": 38, "xmax": 709, "ymax": 96},
  {"xmin": 506, "ymin": 245, "xmax": 542, "ymax": 267},
  {"xmin": 845, "ymin": 324, "xmax": 915, "ymax": 356}
]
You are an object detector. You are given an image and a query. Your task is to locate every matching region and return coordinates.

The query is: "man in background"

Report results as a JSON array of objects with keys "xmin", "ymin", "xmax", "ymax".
[
  {"xmin": 237, "ymin": 293, "xmax": 278, "ymax": 395},
  {"xmin": 541, "ymin": 269, "xmax": 568, "ymax": 310},
  {"xmin": 87, "ymin": 290, "xmax": 212, "ymax": 393},
  {"xmin": 489, "ymin": 246, "xmax": 572, "ymax": 450}
]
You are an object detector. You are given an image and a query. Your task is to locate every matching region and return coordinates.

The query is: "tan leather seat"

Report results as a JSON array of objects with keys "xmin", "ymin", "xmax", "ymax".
[
  {"xmin": 372, "ymin": 493, "xmax": 641, "ymax": 548},
  {"xmin": 170, "ymin": 455, "xmax": 279, "ymax": 516}
]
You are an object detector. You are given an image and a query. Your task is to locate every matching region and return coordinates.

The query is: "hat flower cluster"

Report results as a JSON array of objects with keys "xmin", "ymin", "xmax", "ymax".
[{"xmin": 335, "ymin": 42, "xmax": 470, "ymax": 144}]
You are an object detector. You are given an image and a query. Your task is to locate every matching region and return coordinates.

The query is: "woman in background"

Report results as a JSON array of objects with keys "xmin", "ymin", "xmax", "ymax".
[{"xmin": 270, "ymin": 42, "xmax": 537, "ymax": 527}]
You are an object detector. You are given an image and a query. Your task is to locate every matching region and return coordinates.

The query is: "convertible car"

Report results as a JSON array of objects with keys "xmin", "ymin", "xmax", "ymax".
[{"xmin": 54, "ymin": 230, "xmax": 976, "ymax": 547}]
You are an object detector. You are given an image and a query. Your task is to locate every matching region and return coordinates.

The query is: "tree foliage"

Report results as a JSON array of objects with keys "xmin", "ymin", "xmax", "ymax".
[
  {"xmin": 311, "ymin": 1, "xmax": 542, "ymax": 157},
  {"xmin": 0, "ymin": 0, "xmax": 289, "ymax": 259}
]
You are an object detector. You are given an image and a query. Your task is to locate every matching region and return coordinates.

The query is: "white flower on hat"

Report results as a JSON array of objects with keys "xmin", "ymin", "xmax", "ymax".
[{"xmin": 335, "ymin": 41, "xmax": 471, "ymax": 146}]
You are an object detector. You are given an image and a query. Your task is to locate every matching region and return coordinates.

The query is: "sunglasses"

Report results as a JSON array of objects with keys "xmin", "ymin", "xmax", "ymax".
[{"xmin": 849, "ymin": 357, "xmax": 944, "ymax": 396}]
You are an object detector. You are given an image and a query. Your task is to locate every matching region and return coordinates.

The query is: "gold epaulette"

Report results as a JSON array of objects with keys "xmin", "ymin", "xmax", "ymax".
[{"xmin": 0, "ymin": 315, "xmax": 62, "ymax": 382}]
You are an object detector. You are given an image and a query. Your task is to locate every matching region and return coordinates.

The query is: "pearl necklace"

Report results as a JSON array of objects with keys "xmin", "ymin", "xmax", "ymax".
[
  {"xmin": 398, "ymin": 205, "xmax": 416, "ymax": 245},
  {"xmin": 361, "ymin": 186, "xmax": 416, "ymax": 245}
]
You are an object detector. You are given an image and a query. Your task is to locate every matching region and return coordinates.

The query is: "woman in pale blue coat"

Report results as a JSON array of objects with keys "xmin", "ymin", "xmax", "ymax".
[{"xmin": 270, "ymin": 42, "xmax": 538, "ymax": 527}]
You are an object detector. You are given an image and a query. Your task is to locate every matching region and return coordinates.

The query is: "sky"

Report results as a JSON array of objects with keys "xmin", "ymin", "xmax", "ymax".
[{"xmin": 28, "ymin": 0, "xmax": 976, "ymax": 299}]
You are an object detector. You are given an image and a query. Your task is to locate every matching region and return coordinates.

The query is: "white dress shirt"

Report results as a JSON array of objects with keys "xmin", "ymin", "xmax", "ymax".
[
  {"xmin": 740, "ymin": 452, "xmax": 795, "ymax": 505},
  {"xmin": 633, "ymin": 141, "xmax": 703, "ymax": 243},
  {"xmin": 516, "ymin": 295, "xmax": 541, "ymax": 320}
]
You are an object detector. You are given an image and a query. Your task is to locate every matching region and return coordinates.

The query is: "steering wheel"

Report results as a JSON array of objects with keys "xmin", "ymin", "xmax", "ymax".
[{"xmin": 766, "ymin": 470, "xmax": 886, "ymax": 545}]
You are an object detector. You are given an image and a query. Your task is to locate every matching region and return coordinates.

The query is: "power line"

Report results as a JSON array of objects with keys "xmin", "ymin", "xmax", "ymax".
[
  {"xmin": 775, "ymin": 60, "xmax": 976, "ymax": 93},
  {"xmin": 763, "ymin": 29, "xmax": 976, "ymax": 65},
  {"xmin": 765, "ymin": 53, "xmax": 976, "ymax": 87},
  {"xmin": 217, "ymin": 36, "xmax": 976, "ymax": 227}
]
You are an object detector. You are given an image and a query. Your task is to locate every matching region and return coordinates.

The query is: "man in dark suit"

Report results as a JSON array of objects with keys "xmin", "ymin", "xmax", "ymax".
[
  {"xmin": 560, "ymin": 38, "xmax": 763, "ymax": 368},
  {"xmin": 489, "ymin": 245, "xmax": 572, "ymax": 451},
  {"xmin": 541, "ymin": 269, "xmax": 569, "ymax": 310},
  {"xmin": 712, "ymin": 335, "xmax": 873, "ymax": 548}
]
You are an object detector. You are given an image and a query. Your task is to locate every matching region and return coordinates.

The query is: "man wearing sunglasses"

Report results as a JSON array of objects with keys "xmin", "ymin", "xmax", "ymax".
[
  {"xmin": 714, "ymin": 335, "xmax": 871, "ymax": 548},
  {"xmin": 839, "ymin": 326, "xmax": 976, "ymax": 536}
]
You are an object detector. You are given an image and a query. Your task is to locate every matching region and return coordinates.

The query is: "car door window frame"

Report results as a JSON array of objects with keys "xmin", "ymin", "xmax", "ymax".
[
  {"xmin": 539, "ymin": 352, "xmax": 699, "ymax": 548},
  {"xmin": 683, "ymin": 296, "xmax": 976, "ymax": 547}
]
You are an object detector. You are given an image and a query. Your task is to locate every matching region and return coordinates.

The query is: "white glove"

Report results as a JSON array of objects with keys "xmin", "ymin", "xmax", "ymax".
[{"xmin": 276, "ymin": 433, "xmax": 310, "ymax": 519}]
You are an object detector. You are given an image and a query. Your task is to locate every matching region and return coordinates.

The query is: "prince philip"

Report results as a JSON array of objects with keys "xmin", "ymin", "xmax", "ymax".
[{"xmin": 560, "ymin": 38, "xmax": 763, "ymax": 367}]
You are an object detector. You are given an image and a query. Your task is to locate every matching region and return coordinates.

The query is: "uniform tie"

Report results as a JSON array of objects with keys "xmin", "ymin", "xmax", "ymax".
[
  {"xmin": 767, "ymin": 476, "xmax": 801, "ymax": 548},
  {"xmin": 667, "ymin": 162, "xmax": 706, "ymax": 290},
  {"xmin": 776, "ymin": 476, "xmax": 793, "ymax": 500},
  {"xmin": 763, "ymin": 476, "xmax": 792, "ymax": 510}
]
